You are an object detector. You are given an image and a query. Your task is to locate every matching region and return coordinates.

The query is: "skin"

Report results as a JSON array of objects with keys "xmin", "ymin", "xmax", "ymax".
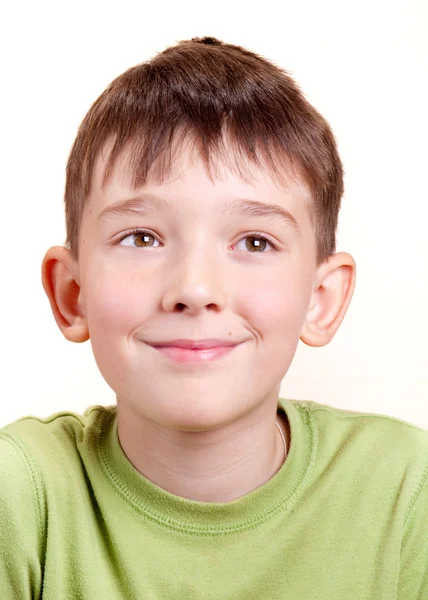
[{"xmin": 42, "ymin": 143, "xmax": 356, "ymax": 503}]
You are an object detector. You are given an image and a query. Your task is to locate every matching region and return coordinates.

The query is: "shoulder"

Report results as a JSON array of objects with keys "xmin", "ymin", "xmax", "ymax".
[
  {"xmin": 287, "ymin": 400, "xmax": 428, "ymax": 596},
  {"xmin": 287, "ymin": 398, "xmax": 428, "ymax": 510},
  {"xmin": 0, "ymin": 404, "xmax": 115, "ymax": 454},
  {"xmin": 0, "ymin": 406, "xmax": 115, "ymax": 598},
  {"xmin": 0, "ymin": 404, "xmax": 116, "ymax": 497},
  {"xmin": 295, "ymin": 398, "xmax": 428, "ymax": 449}
]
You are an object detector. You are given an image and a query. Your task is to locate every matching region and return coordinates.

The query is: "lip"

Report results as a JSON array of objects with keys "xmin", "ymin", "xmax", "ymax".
[
  {"xmin": 147, "ymin": 339, "xmax": 240, "ymax": 350},
  {"xmin": 151, "ymin": 345, "xmax": 238, "ymax": 363}
]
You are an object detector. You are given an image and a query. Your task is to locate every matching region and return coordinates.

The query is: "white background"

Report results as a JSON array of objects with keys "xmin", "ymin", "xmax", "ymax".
[{"xmin": 1, "ymin": 0, "xmax": 427, "ymax": 427}]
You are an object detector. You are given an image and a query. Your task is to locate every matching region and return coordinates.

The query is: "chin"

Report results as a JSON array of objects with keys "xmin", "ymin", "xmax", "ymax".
[
  {"xmin": 163, "ymin": 406, "xmax": 236, "ymax": 432},
  {"xmin": 127, "ymin": 394, "xmax": 245, "ymax": 433}
]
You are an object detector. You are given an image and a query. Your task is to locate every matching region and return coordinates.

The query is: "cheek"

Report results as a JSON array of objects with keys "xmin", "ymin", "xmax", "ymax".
[
  {"xmin": 82, "ymin": 260, "xmax": 155, "ymax": 340},
  {"xmin": 237, "ymin": 267, "xmax": 313, "ymax": 385},
  {"xmin": 239, "ymin": 269, "xmax": 312, "ymax": 338}
]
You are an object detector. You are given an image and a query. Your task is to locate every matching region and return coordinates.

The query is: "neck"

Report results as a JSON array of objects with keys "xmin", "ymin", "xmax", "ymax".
[{"xmin": 116, "ymin": 402, "xmax": 290, "ymax": 503}]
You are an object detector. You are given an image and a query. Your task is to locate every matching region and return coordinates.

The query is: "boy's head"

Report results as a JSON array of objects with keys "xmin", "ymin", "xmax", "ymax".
[
  {"xmin": 42, "ymin": 37, "xmax": 355, "ymax": 431},
  {"xmin": 64, "ymin": 36, "xmax": 344, "ymax": 266}
]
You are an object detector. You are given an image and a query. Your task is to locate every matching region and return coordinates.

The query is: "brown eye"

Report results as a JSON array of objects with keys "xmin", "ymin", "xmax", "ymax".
[
  {"xmin": 234, "ymin": 234, "xmax": 275, "ymax": 253},
  {"xmin": 245, "ymin": 235, "xmax": 268, "ymax": 252},
  {"xmin": 119, "ymin": 230, "xmax": 160, "ymax": 248},
  {"xmin": 134, "ymin": 233, "xmax": 155, "ymax": 247}
]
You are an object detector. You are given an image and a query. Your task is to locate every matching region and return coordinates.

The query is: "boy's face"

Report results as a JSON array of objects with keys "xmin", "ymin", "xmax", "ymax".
[{"xmin": 75, "ymin": 145, "xmax": 320, "ymax": 430}]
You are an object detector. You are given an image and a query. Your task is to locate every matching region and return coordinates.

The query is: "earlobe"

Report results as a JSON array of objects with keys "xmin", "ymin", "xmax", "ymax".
[
  {"xmin": 41, "ymin": 246, "xmax": 89, "ymax": 343},
  {"xmin": 300, "ymin": 252, "xmax": 356, "ymax": 347}
]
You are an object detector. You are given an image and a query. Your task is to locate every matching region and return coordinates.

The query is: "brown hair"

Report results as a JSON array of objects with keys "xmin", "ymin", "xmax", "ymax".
[{"xmin": 65, "ymin": 36, "xmax": 344, "ymax": 264}]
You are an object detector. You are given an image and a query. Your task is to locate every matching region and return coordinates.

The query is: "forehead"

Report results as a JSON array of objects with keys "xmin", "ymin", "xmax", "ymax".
[{"xmin": 86, "ymin": 140, "xmax": 314, "ymax": 231}]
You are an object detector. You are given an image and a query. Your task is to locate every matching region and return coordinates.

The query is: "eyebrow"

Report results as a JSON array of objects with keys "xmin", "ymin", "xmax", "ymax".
[{"xmin": 97, "ymin": 193, "xmax": 300, "ymax": 234}]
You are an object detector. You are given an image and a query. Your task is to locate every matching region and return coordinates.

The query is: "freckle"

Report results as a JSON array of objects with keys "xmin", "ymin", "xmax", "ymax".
[{"xmin": 228, "ymin": 332, "xmax": 232, "ymax": 336}]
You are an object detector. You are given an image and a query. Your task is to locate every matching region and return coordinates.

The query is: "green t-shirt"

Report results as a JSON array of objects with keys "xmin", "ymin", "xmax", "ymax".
[{"xmin": 1, "ymin": 398, "xmax": 427, "ymax": 599}]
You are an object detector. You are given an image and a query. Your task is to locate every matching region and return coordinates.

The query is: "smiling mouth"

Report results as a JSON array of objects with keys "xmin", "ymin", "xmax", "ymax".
[{"xmin": 149, "ymin": 343, "xmax": 240, "ymax": 364}]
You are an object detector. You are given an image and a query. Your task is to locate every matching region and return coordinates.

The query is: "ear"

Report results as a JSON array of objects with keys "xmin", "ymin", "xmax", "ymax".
[
  {"xmin": 300, "ymin": 252, "xmax": 356, "ymax": 347},
  {"xmin": 41, "ymin": 246, "xmax": 89, "ymax": 343}
]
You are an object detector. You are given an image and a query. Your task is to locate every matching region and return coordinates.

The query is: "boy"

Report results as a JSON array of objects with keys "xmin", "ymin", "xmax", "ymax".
[{"xmin": 1, "ymin": 36, "xmax": 427, "ymax": 599}]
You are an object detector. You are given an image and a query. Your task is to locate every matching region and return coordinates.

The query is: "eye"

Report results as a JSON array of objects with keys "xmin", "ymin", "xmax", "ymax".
[
  {"xmin": 117, "ymin": 229, "xmax": 277, "ymax": 253},
  {"xmin": 233, "ymin": 232, "xmax": 278, "ymax": 253},
  {"xmin": 119, "ymin": 229, "xmax": 160, "ymax": 248}
]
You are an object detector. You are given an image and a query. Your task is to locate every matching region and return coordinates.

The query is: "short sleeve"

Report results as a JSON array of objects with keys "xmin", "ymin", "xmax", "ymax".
[
  {"xmin": 398, "ymin": 464, "xmax": 428, "ymax": 598},
  {"xmin": 0, "ymin": 433, "xmax": 43, "ymax": 599}
]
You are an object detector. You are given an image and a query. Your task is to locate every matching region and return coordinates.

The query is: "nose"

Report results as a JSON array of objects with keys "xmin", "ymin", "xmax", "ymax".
[{"xmin": 161, "ymin": 242, "xmax": 228, "ymax": 314}]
